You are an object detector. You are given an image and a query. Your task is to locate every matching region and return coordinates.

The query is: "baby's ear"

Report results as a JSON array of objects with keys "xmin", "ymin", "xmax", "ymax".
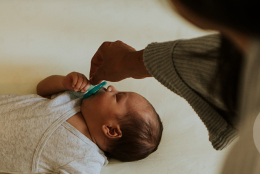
[{"xmin": 102, "ymin": 124, "xmax": 122, "ymax": 139}]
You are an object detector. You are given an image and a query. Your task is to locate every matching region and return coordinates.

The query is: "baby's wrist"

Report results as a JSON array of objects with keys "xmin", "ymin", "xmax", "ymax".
[{"xmin": 61, "ymin": 76, "xmax": 69, "ymax": 90}]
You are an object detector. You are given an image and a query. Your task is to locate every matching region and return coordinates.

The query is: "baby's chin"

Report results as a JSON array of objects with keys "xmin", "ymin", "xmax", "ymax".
[{"xmin": 82, "ymin": 87, "xmax": 106, "ymax": 102}]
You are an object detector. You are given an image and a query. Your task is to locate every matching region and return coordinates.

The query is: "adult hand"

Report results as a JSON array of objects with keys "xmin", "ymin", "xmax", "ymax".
[{"xmin": 89, "ymin": 40, "xmax": 152, "ymax": 85}]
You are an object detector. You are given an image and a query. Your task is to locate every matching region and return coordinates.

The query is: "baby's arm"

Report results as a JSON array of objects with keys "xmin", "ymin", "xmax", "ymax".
[{"xmin": 37, "ymin": 72, "xmax": 90, "ymax": 98}]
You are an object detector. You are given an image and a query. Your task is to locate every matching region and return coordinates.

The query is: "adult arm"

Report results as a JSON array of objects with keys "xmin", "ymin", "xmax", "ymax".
[
  {"xmin": 144, "ymin": 34, "xmax": 238, "ymax": 149},
  {"xmin": 144, "ymin": 34, "xmax": 225, "ymax": 110},
  {"xmin": 90, "ymin": 34, "xmax": 224, "ymax": 110},
  {"xmin": 90, "ymin": 36, "xmax": 221, "ymax": 100}
]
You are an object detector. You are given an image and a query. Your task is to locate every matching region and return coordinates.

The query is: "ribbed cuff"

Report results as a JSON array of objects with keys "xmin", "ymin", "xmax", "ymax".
[
  {"xmin": 143, "ymin": 40, "xmax": 237, "ymax": 150},
  {"xmin": 143, "ymin": 40, "xmax": 181, "ymax": 95}
]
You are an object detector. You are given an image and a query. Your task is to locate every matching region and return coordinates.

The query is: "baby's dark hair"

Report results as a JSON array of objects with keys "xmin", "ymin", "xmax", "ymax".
[{"xmin": 104, "ymin": 101, "xmax": 163, "ymax": 162}]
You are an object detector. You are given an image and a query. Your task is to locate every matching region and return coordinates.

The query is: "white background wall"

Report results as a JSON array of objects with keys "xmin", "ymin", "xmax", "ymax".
[{"xmin": 0, "ymin": 0, "xmax": 235, "ymax": 173}]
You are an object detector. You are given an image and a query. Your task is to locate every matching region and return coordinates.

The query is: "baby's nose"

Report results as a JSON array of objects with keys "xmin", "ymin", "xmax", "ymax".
[{"xmin": 107, "ymin": 85, "xmax": 117, "ymax": 92}]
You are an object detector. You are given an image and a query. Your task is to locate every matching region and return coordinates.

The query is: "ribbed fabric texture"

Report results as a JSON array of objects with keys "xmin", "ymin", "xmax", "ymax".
[{"xmin": 143, "ymin": 34, "xmax": 238, "ymax": 150}]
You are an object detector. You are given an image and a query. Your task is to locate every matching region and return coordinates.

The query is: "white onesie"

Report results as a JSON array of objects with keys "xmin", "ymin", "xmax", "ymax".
[{"xmin": 0, "ymin": 91, "xmax": 108, "ymax": 174}]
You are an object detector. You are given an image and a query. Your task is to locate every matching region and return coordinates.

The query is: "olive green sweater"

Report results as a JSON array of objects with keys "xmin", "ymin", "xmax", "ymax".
[{"xmin": 143, "ymin": 34, "xmax": 237, "ymax": 150}]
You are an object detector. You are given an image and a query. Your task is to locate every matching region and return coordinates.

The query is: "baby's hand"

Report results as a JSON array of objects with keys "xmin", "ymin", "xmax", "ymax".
[{"xmin": 62, "ymin": 72, "xmax": 90, "ymax": 92}]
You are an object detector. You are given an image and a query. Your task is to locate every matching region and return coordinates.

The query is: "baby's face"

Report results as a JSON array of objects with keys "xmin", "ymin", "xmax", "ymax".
[{"xmin": 81, "ymin": 85, "xmax": 155, "ymax": 134}]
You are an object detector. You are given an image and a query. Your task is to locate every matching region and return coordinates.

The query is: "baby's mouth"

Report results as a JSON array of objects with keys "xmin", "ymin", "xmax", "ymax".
[{"xmin": 93, "ymin": 87, "xmax": 106, "ymax": 96}]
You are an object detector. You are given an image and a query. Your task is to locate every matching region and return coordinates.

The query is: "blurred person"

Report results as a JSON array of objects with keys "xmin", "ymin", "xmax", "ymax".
[{"xmin": 89, "ymin": 0, "xmax": 260, "ymax": 173}]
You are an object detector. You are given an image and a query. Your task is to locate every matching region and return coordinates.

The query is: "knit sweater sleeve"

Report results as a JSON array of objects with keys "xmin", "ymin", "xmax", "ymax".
[{"xmin": 143, "ymin": 34, "xmax": 237, "ymax": 150}]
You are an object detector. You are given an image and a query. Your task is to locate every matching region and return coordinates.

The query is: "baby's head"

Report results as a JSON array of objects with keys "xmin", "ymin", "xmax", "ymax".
[{"xmin": 81, "ymin": 85, "xmax": 163, "ymax": 162}]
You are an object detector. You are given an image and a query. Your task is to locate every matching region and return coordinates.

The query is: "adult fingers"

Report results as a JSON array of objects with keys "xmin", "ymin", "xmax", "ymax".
[
  {"xmin": 90, "ymin": 66, "xmax": 107, "ymax": 85},
  {"xmin": 89, "ymin": 42, "xmax": 110, "ymax": 79},
  {"xmin": 89, "ymin": 53, "xmax": 103, "ymax": 79}
]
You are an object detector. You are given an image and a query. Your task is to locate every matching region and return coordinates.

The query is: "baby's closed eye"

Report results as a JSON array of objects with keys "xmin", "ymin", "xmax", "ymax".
[
  {"xmin": 115, "ymin": 93, "xmax": 119, "ymax": 101},
  {"xmin": 115, "ymin": 92, "xmax": 126, "ymax": 102}
]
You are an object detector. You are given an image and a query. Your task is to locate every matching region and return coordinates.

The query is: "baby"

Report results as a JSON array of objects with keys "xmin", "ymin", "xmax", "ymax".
[{"xmin": 0, "ymin": 72, "xmax": 163, "ymax": 174}]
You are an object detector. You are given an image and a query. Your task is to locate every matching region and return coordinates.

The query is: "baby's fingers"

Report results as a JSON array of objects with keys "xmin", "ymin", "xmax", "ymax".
[
  {"xmin": 70, "ymin": 73, "xmax": 77, "ymax": 89},
  {"xmin": 73, "ymin": 73, "xmax": 84, "ymax": 91},
  {"xmin": 79, "ymin": 75, "xmax": 91, "ymax": 92},
  {"xmin": 63, "ymin": 72, "xmax": 78, "ymax": 90}
]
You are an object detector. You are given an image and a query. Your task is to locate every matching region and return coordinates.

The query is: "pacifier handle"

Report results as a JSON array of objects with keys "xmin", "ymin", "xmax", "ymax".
[{"xmin": 83, "ymin": 81, "xmax": 107, "ymax": 99}]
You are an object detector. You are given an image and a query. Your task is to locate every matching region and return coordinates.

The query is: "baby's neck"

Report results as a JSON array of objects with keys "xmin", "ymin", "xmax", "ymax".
[{"xmin": 66, "ymin": 112, "xmax": 94, "ymax": 142}]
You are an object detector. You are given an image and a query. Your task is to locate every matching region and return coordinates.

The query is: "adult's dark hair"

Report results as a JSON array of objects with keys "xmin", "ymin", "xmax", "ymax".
[
  {"xmin": 176, "ymin": 0, "xmax": 260, "ymax": 36},
  {"xmin": 104, "ymin": 105, "xmax": 163, "ymax": 162}
]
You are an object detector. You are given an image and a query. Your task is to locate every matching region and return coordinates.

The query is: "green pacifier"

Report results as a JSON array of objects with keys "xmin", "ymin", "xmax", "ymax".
[{"xmin": 83, "ymin": 81, "xmax": 107, "ymax": 99}]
